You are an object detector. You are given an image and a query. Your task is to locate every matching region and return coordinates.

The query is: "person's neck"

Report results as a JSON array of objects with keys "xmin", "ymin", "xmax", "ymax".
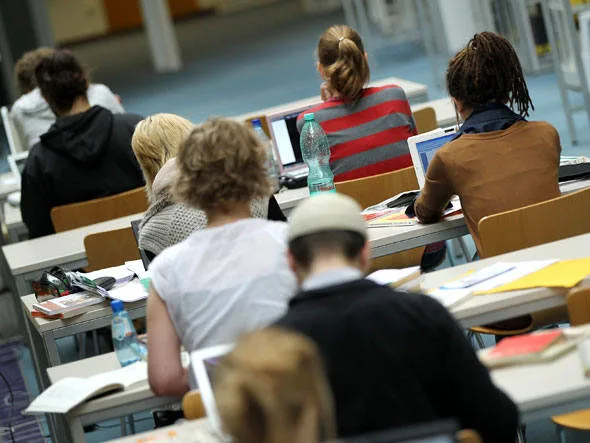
[
  {"xmin": 207, "ymin": 202, "xmax": 251, "ymax": 229},
  {"xmin": 303, "ymin": 257, "xmax": 360, "ymax": 281},
  {"xmin": 61, "ymin": 96, "xmax": 91, "ymax": 117}
]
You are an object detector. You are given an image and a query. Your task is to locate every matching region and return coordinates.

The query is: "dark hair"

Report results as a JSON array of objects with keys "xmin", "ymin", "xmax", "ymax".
[
  {"xmin": 318, "ymin": 25, "xmax": 370, "ymax": 102},
  {"xmin": 446, "ymin": 31, "xmax": 533, "ymax": 117},
  {"xmin": 14, "ymin": 47, "xmax": 55, "ymax": 95},
  {"xmin": 289, "ymin": 230, "xmax": 365, "ymax": 270},
  {"xmin": 34, "ymin": 50, "xmax": 88, "ymax": 116}
]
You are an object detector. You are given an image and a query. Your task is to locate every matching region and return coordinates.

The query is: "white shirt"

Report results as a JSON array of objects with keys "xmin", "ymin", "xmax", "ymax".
[
  {"xmin": 10, "ymin": 84, "xmax": 125, "ymax": 149},
  {"xmin": 149, "ymin": 218, "xmax": 297, "ymax": 356}
]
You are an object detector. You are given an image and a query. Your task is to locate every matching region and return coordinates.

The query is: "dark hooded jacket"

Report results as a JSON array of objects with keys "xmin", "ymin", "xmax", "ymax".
[{"xmin": 21, "ymin": 106, "xmax": 144, "ymax": 238}]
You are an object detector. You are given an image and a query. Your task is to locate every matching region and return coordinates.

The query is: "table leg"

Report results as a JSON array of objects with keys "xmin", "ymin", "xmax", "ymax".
[
  {"xmin": 45, "ymin": 332, "xmax": 61, "ymax": 367},
  {"xmin": 66, "ymin": 413, "xmax": 86, "ymax": 443}
]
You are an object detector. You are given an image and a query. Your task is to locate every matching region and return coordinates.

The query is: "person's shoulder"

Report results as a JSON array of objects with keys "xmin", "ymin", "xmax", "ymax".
[
  {"xmin": 366, "ymin": 84, "xmax": 408, "ymax": 100},
  {"xmin": 112, "ymin": 112, "xmax": 143, "ymax": 128},
  {"xmin": 524, "ymin": 120, "xmax": 559, "ymax": 137}
]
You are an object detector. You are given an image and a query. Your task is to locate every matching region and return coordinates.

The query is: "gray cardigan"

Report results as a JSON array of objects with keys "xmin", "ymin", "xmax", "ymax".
[{"xmin": 138, "ymin": 159, "xmax": 268, "ymax": 256}]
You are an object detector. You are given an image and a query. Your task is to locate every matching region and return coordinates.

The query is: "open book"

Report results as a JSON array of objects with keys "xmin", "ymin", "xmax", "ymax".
[
  {"xmin": 367, "ymin": 266, "xmax": 421, "ymax": 288},
  {"xmin": 24, "ymin": 361, "xmax": 147, "ymax": 414}
]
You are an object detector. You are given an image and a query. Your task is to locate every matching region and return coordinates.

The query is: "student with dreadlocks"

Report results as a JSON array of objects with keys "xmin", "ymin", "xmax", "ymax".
[{"xmin": 414, "ymin": 31, "xmax": 561, "ymax": 253}]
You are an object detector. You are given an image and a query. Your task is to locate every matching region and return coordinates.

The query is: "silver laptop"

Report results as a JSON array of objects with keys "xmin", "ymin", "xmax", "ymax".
[
  {"xmin": 266, "ymin": 103, "xmax": 317, "ymax": 178},
  {"xmin": 190, "ymin": 343, "xmax": 234, "ymax": 437},
  {"xmin": 407, "ymin": 128, "xmax": 457, "ymax": 189}
]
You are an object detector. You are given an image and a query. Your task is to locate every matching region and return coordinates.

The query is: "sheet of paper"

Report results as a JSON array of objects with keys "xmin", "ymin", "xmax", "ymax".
[
  {"xmin": 478, "ymin": 258, "xmax": 590, "ymax": 295},
  {"xmin": 367, "ymin": 267, "xmax": 420, "ymax": 285},
  {"xmin": 107, "ymin": 279, "xmax": 148, "ymax": 303},
  {"xmin": 427, "ymin": 260, "xmax": 558, "ymax": 308},
  {"xmin": 126, "ymin": 259, "xmax": 147, "ymax": 279}
]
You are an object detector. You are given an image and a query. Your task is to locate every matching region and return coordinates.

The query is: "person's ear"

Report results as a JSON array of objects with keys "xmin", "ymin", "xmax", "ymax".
[
  {"xmin": 359, "ymin": 241, "xmax": 371, "ymax": 274},
  {"xmin": 287, "ymin": 250, "xmax": 304, "ymax": 284}
]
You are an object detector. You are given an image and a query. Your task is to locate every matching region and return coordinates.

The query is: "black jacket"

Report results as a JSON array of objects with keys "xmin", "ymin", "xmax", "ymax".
[
  {"xmin": 21, "ymin": 106, "xmax": 145, "ymax": 238},
  {"xmin": 275, "ymin": 279, "xmax": 519, "ymax": 442}
]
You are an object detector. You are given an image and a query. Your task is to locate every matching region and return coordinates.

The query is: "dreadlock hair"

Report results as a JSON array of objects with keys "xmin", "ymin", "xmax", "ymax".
[{"xmin": 446, "ymin": 31, "xmax": 533, "ymax": 118}]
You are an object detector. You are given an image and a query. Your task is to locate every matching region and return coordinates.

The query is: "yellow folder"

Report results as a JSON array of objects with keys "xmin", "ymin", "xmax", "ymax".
[{"xmin": 475, "ymin": 258, "xmax": 590, "ymax": 295}]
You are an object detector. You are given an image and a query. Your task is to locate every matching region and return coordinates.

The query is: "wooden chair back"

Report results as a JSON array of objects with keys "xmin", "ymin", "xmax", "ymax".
[
  {"xmin": 567, "ymin": 286, "xmax": 590, "ymax": 326},
  {"xmin": 84, "ymin": 227, "xmax": 140, "ymax": 272},
  {"xmin": 51, "ymin": 187, "xmax": 148, "ymax": 233},
  {"xmin": 478, "ymin": 187, "xmax": 590, "ymax": 259},
  {"xmin": 413, "ymin": 106, "xmax": 438, "ymax": 134},
  {"xmin": 243, "ymin": 115, "xmax": 270, "ymax": 137},
  {"xmin": 182, "ymin": 390, "xmax": 206, "ymax": 420},
  {"xmin": 456, "ymin": 429, "xmax": 483, "ymax": 443},
  {"xmin": 336, "ymin": 167, "xmax": 425, "ymax": 269}
]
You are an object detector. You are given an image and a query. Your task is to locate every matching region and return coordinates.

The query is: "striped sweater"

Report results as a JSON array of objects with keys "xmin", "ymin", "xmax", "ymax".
[{"xmin": 297, "ymin": 85, "xmax": 417, "ymax": 181}]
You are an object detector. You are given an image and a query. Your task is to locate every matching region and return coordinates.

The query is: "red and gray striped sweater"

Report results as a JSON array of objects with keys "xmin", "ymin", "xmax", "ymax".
[{"xmin": 297, "ymin": 84, "xmax": 417, "ymax": 182}]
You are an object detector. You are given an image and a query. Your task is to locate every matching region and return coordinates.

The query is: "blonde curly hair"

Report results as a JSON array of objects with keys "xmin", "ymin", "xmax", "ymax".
[{"xmin": 174, "ymin": 117, "xmax": 271, "ymax": 214}]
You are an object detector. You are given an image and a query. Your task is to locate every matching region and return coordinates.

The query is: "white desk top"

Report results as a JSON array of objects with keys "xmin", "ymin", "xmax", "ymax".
[
  {"xmin": 2, "ymin": 213, "xmax": 143, "ymax": 276},
  {"xmin": 3, "ymin": 200, "xmax": 21, "ymax": 227},
  {"xmin": 48, "ymin": 352, "xmax": 178, "ymax": 418},
  {"xmin": 490, "ymin": 350, "xmax": 590, "ymax": 421},
  {"xmin": 233, "ymin": 76, "xmax": 428, "ymax": 122},
  {"xmin": 0, "ymin": 172, "xmax": 20, "ymax": 199},
  {"xmin": 423, "ymin": 233, "xmax": 590, "ymax": 328},
  {"xmin": 412, "ymin": 97, "xmax": 456, "ymax": 128}
]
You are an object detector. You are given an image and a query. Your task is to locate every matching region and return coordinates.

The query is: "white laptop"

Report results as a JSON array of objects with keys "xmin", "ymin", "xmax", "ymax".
[
  {"xmin": 190, "ymin": 343, "xmax": 234, "ymax": 437},
  {"xmin": 407, "ymin": 127, "xmax": 457, "ymax": 189},
  {"xmin": 266, "ymin": 103, "xmax": 317, "ymax": 178}
]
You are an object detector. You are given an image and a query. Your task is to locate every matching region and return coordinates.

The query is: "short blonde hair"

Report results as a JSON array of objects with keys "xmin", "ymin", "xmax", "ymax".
[
  {"xmin": 131, "ymin": 113, "xmax": 194, "ymax": 190},
  {"xmin": 215, "ymin": 328, "xmax": 336, "ymax": 443},
  {"xmin": 174, "ymin": 117, "xmax": 271, "ymax": 214}
]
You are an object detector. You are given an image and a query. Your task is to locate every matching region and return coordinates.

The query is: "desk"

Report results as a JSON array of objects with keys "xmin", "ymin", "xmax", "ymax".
[
  {"xmin": 0, "ymin": 172, "xmax": 20, "ymax": 201},
  {"xmin": 2, "ymin": 213, "xmax": 143, "ymax": 298},
  {"xmin": 48, "ymin": 352, "xmax": 179, "ymax": 443},
  {"xmin": 421, "ymin": 233, "xmax": 590, "ymax": 328},
  {"xmin": 490, "ymin": 351, "xmax": 590, "ymax": 422},
  {"xmin": 109, "ymin": 418, "xmax": 221, "ymax": 443},
  {"xmin": 233, "ymin": 76, "xmax": 429, "ymax": 123},
  {"xmin": 22, "ymin": 294, "xmax": 147, "ymax": 390},
  {"xmin": 412, "ymin": 97, "xmax": 456, "ymax": 128}
]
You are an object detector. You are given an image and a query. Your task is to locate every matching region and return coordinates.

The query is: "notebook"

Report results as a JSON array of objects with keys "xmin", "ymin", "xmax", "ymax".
[
  {"xmin": 407, "ymin": 128, "xmax": 457, "ymax": 189},
  {"xmin": 24, "ymin": 361, "xmax": 147, "ymax": 414},
  {"xmin": 266, "ymin": 103, "xmax": 315, "ymax": 177}
]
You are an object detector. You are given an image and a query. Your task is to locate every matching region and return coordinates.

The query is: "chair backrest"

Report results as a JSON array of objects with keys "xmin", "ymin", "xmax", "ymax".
[
  {"xmin": 413, "ymin": 106, "xmax": 438, "ymax": 134},
  {"xmin": 456, "ymin": 429, "xmax": 483, "ymax": 443},
  {"xmin": 1, "ymin": 106, "xmax": 26, "ymax": 155},
  {"xmin": 336, "ymin": 167, "xmax": 423, "ymax": 269},
  {"xmin": 84, "ymin": 227, "xmax": 140, "ymax": 271},
  {"xmin": 51, "ymin": 187, "xmax": 149, "ymax": 233},
  {"xmin": 182, "ymin": 390, "xmax": 206, "ymax": 420},
  {"xmin": 567, "ymin": 286, "xmax": 590, "ymax": 326},
  {"xmin": 336, "ymin": 166, "xmax": 419, "ymax": 209},
  {"xmin": 478, "ymin": 187, "xmax": 590, "ymax": 258}
]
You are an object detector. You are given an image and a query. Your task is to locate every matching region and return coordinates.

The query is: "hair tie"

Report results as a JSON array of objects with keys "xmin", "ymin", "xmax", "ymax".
[{"xmin": 338, "ymin": 37, "xmax": 344, "ymax": 42}]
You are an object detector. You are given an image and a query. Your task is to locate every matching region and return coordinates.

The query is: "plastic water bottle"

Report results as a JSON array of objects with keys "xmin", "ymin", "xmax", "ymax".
[
  {"xmin": 299, "ymin": 113, "xmax": 335, "ymax": 196},
  {"xmin": 251, "ymin": 119, "xmax": 280, "ymax": 192},
  {"xmin": 111, "ymin": 299, "xmax": 146, "ymax": 367}
]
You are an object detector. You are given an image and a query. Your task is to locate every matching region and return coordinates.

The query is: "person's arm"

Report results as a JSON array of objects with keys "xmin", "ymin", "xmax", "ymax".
[
  {"xmin": 20, "ymin": 153, "xmax": 54, "ymax": 238},
  {"xmin": 428, "ymin": 299, "xmax": 519, "ymax": 442},
  {"xmin": 414, "ymin": 151, "xmax": 454, "ymax": 223},
  {"xmin": 147, "ymin": 287, "xmax": 189, "ymax": 396}
]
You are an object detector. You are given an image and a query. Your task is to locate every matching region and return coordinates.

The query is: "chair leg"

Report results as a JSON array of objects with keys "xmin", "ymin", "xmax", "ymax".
[
  {"xmin": 78, "ymin": 333, "xmax": 86, "ymax": 359},
  {"xmin": 446, "ymin": 240, "xmax": 456, "ymax": 267},
  {"xmin": 120, "ymin": 417, "xmax": 126, "ymax": 436},
  {"xmin": 128, "ymin": 415, "xmax": 136, "ymax": 434},
  {"xmin": 556, "ymin": 425, "xmax": 566, "ymax": 443},
  {"xmin": 475, "ymin": 333, "xmax": 486, "ymax": 349},
  {"xmin": 92, "ymin": 330, "xmax": 99, "ymax": 355},
  {"xmin": 517, "ymin": 424, "xmax": 527, "ymax": 443},
  {"xmin": 457, "ymin": 237, "xmax": 472, "ymax": 262}
]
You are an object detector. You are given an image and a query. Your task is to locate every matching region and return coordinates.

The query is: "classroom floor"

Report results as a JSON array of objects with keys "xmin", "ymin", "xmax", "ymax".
[{"xmin": 4, "ymin": 0, "xmax": 590, "ymax": 441}]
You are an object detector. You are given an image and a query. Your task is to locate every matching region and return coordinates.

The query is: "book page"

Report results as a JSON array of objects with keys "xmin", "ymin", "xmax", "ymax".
[
  {"xmin": 24, "ymin": 376, "xmax": 118, "ymax": 415},
  {"xmin": 367, "ymin": 267, "xmax": 420, "ymax": 286},
  {"xmin": 107, "ymin": 279, "xmax": 148, "ymax": 303},
  {"xmin": 89, "ymin": 361, "xmax": 148, "ymax": 389}
]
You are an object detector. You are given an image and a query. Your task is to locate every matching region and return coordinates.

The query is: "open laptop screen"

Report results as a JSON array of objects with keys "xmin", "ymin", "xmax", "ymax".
[
  {"xmin": 269, "ymin": 111, "xmax": 304, "ymax": 168},
  {"xmin": 415, "ymin": 133, "xmax": 455, "ymax": 174}
]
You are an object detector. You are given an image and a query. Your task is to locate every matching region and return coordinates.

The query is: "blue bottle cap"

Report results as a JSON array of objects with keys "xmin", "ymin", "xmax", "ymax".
[
  {"xmin": 111, "ymin": 299, "xmax": 124, "ymax": 313},
  {"xmin": 303, "ymin": 113, "xmax": 315, "ymax": 121},
  {"xmin": 251, "ymin": 118, "xmax": 262, "ymax": 128}
]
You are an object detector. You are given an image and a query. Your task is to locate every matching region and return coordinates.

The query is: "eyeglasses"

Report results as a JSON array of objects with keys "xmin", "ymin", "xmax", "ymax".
[{"xmin": 32, "ymin": 267, "xmax": 74, "ymax": 302}]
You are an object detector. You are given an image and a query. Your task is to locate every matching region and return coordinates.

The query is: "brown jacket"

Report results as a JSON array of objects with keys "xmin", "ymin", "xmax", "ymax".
[{"xmin": 414, "ymin": 120, "xmax": 561, "ymax": 252}]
